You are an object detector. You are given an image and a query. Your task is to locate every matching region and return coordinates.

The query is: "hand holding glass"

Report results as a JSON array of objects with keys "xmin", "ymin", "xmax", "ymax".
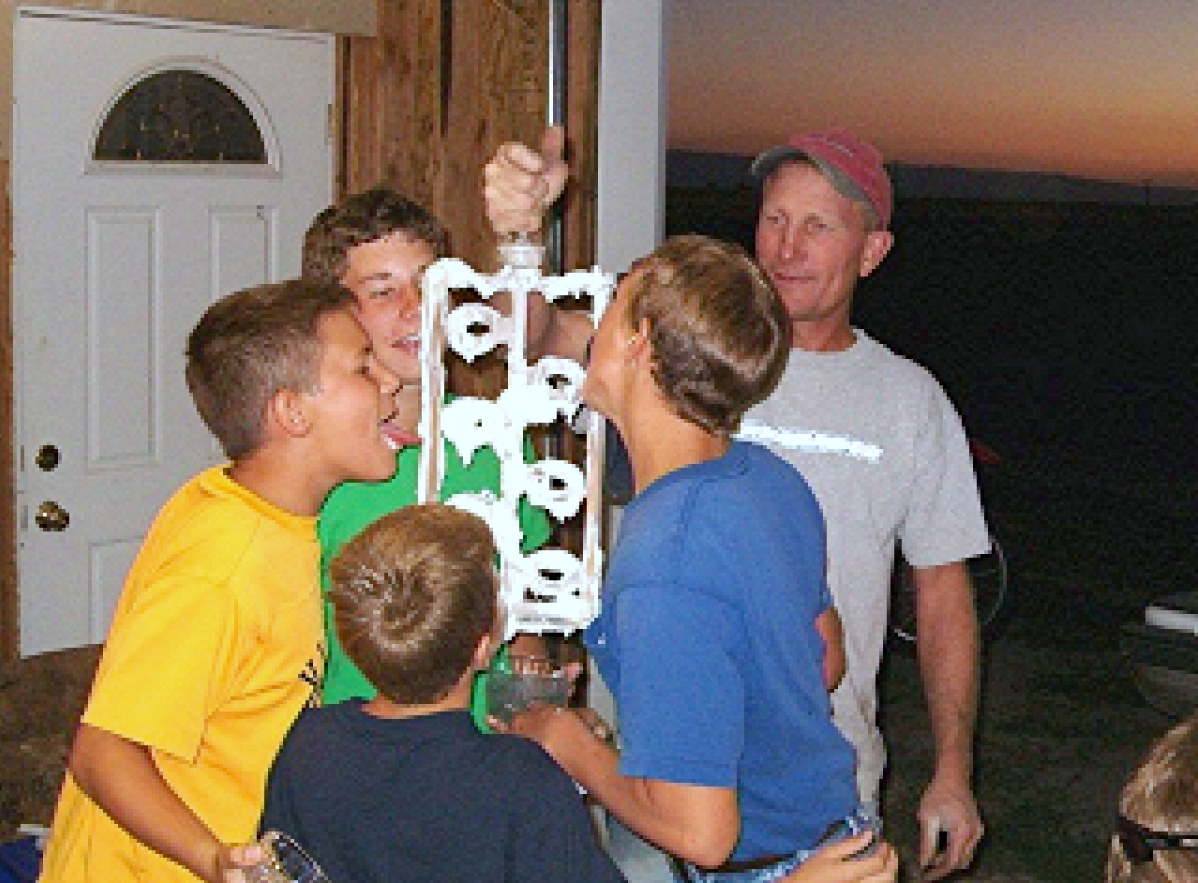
[
  {"xmin": 242, "ymin": 830, "xmax": 331, "ymax": 883},
  {"xmin": 485, "ymin": 653, "xmax": 570, "ymax": 724}
]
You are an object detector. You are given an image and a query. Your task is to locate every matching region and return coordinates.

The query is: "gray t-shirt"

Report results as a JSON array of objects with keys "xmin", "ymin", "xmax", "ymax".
[{"xmin": 738, "ymin": 330, "xmax": 989, "ymax": 802}]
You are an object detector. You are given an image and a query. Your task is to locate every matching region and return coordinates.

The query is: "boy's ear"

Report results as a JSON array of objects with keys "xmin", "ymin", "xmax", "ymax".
[
  {"xmin": 470, "ymin": 632, "xmax": 496, "ymax": 672},
  {"xmin": 268, "ymin": 388, "xmax": 312, "ymax": 439},
  {"xmin": 626, "ymin": 318, "xmax": 652, "ymax": 364}
]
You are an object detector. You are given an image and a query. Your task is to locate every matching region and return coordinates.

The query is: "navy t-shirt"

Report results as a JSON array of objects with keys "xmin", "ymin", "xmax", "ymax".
[{"xmin": 261, "ymin": 704, "xmax": 624, "ymax": 883}]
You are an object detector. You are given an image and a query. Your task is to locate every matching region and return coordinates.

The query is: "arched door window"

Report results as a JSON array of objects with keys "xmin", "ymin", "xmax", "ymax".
[{"xmin": 93, "ymin": 68, "xmax": 267, "ymax": 163}]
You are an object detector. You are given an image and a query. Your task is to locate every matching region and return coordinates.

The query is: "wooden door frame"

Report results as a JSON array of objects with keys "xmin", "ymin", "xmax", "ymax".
[{"xmin": 339, "ymin": 0, "xmax": 599, "ymax": 271}]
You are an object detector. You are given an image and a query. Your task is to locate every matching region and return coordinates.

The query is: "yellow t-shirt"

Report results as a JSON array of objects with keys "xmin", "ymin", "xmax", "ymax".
[{"xmin": 40, "ymin": 466, "xmax": 324, "ymax": 883}]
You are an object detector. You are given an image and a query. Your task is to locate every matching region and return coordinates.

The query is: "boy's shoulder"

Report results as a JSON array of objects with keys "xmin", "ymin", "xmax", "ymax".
[
  {"xmin": 161, "ymin": 466, "xmax": 313, "ymax": 541},
  {"xmin": 283, "ymin": 704, "xmax": 575, "ymax": 795},
  {"xmin": 137, "ymin": 466, "xmax": 319, "ymax": 599}
]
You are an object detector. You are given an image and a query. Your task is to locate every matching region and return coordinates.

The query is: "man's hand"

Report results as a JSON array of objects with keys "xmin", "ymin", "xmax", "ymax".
[
  {"xmin": 484, "ymin": 127, "xmax": 569, "ymax": 235},
  {"xmin": 917, "ymin": 773, "xmax": 984, "ymax": 880}
]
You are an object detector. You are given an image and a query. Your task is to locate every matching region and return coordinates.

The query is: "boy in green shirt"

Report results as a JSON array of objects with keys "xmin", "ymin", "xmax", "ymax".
[{"xmin": 302, "ymin": 187, "xmax": 552, "ymax": 723}]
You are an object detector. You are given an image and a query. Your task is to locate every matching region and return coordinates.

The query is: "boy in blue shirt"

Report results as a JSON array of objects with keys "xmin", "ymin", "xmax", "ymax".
[{"xmin": 498, "ymin": 236, "xmax": 894, "ymax": 882}]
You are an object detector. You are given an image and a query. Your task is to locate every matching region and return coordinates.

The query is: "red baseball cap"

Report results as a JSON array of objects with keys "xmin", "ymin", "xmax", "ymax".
[{"xmin": 751, "ymin": 128, "xmax": 893, "ymax": 230}]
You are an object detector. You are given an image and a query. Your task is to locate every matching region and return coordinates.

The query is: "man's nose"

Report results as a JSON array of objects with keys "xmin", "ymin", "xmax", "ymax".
[{"xmin": 778, "ymin": 227, "xmax": 805, "ymax": 261}]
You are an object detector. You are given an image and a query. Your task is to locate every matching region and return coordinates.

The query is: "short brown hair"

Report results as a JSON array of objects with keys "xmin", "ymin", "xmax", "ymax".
[
  {"xmin": 329, "ymin": 504, "xmax": 498, "ymax": 705},
  {"xmin": 302, "ymin": 186, "xmax": 450, "ymax": 285},
  {"xmin": 1106, "ymin": 715, "xmax": 1198, "ymax": 882},
  {"xmin": 623, "ymin": 234, "xmax": 790, "ymax": 434},
  {"xmin": 185, "ymin": 280, "xmax": 353, "ymax": 460}
]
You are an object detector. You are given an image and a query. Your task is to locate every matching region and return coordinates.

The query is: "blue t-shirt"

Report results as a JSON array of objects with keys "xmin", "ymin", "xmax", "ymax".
[{"xmin": 585, "ymin": 441, "xmax": 856, "ymax": 859}]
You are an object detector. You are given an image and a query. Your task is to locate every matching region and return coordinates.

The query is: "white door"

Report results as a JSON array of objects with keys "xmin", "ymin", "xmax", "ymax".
[{"xmin": 13, "ymin": 8, "xmax": 334, "ymax": 655}]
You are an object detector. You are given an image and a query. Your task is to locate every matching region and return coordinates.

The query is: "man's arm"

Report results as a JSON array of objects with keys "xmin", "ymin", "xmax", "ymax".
[
  {"xmin": 69, "ymin": 723, "xmax": 256, "ymax": 883},
  {"xmin": 502, "ymin": 706, "xmax": 739, "ymax": 868},
  {"xmin": 815, "ymin": 606, "xmax": 846, "ymax": 691},
  {"xmin": 911, "ymin": 560, "xmax": 984, "ymax": 880}
]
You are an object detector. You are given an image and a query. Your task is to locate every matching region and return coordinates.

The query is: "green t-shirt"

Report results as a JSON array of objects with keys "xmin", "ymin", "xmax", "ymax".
[{"xmin": 318, "ymin": 432, "xmax": 553, "ymax": 731}]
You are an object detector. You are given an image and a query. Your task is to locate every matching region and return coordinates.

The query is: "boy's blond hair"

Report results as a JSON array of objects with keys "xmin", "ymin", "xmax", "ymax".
[
  {"xmin": 329, "ymin": 504, "xmax": 498, "ymax": 705},
  {"xmin": 623, "ymin": 234, "xmax": 790, "ymax": 435},
  {"xmin": 185, "ymin": 279, "xmax": 353, "ymax": 460},
  {"xmin": 1107, "ymin": 715, "xmax": 1198, "ymax": 882}
]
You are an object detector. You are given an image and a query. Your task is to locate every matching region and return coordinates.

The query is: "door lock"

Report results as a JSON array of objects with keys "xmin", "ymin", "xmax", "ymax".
[
  {"xmin": 35, "ymin": 444, "xmax": 61, "ymax": 471},
  {"xmin": 34, "ymin": 501, "xmax": 69, "ymax": 532}
]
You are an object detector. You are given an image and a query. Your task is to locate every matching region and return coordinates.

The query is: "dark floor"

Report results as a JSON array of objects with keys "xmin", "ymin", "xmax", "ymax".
[{"xmin": 878, "ymin": 466, "xmax": 1192, "ymax": 881}]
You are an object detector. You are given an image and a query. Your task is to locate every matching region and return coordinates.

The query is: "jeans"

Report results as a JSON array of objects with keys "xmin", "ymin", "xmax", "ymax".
[{"xmin": 677, "ymin": 808, "xmax": 879, "ymax": 883}]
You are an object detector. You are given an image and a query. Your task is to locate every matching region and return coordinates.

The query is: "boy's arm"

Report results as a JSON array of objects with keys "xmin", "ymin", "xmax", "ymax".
[
  {"xmin": 484, "ymin": 127, "xmax": 593, "ymax": 364},
  {"xmin": 69, "ymin": 723, "xmax": 253, "ymax": 883},
  {"xmin": 777, "ymin": 833, "xmax": 899, "ymax": 883},
  {"xmin": 488, "ymin": 274, "xmax": 593, "ymax": 364},
  {"xmin": 484, "ymin": 128, "xmax": 568, "ymax": 236},
  {"xmin": 508, "ymin": 632, "xmax": 548, "ymax": 658},
  {"xmin": 816, "ymin": 606, "xmax": 846, "ymax": 691},
  {"xmin": 502, "ymin": 707, "xmax": 739, "ymax": 868}
]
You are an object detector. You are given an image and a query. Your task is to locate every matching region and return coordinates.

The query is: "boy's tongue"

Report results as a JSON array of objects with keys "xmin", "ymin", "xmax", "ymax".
[{"xmin": 382, "ymin": 422, "xmax": 421, "ymax": 449}]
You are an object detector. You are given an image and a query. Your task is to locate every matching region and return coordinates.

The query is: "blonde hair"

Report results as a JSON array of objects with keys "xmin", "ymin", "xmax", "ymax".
[
  {"xmin": 1106, "ymin": 715, "xmax": 1198, "ymax": 882},
  {"xmin": 329, "ymin": 504, "xmax": 498, "ymax": 705},
  {"xmin": 622, "ymin": 234, "xmax": 790, "ymax": 435}
]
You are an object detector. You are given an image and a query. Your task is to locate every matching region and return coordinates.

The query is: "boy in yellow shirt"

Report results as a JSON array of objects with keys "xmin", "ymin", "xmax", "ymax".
[{"xmin": 40, "ymin": 280, "xmax": 404, "ymax": 883}]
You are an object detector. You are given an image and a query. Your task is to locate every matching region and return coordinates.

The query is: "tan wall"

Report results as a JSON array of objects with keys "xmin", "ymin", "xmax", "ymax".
[
  {"xmin": 0, "ymin": 157, "xmax": 10, "ymax": 660},
  {"xmin": 0, "ymin": 0, "xmax": 376, "ymax": 159}
]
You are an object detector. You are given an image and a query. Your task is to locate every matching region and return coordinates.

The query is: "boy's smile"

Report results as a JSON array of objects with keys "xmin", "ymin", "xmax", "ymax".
[{"xmin": 340, "ymin": 233, "xmax": 437, "ymax": 387}]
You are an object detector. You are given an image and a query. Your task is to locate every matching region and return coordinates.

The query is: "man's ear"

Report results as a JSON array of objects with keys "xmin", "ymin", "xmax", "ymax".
[
  {"xmin": 267, "ymin": 388, "xmax": 312, "ymax": 439},
  {"xmin": 859, "ymin": 230, "xmax": 894, "ymax": 279}
]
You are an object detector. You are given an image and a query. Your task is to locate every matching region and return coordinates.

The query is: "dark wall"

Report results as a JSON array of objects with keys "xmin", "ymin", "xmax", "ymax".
[{"xmin": 666, "ymin": 188, "xmax": 1196, "ymax": 499}]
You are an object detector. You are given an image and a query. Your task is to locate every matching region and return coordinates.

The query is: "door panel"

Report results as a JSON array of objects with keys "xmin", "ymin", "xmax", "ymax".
[{"xmin": 14, "ymin": 9, "xmax": 334, "ymax": 655}]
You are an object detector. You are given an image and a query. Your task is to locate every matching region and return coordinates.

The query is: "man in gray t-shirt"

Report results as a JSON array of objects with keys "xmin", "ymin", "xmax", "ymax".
[
  {"xmin": 740, "ymin": 332, "xmax": 989, "ymax": 810},
  {"xmin": 484, "ymin": 126, "xmax": 987, "ymax": 882}
]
